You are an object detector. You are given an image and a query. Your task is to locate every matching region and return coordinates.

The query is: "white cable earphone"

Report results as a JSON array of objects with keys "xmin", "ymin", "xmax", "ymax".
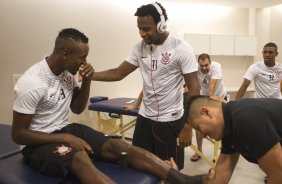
[{"xmin": 152, "ymin": 3, "xmax": 167, "ymax": 33}]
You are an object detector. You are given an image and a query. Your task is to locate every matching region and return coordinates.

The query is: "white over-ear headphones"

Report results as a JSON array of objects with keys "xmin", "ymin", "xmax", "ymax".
[{"xmin": 152, "ymin": 3, "xmax": 167, "ymax": 33}]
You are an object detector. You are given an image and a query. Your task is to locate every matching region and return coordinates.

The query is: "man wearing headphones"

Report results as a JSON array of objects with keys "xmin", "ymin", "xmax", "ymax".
[{"xmin": 92, "ymin": 2, "xmax": 200, "ymax": 170}]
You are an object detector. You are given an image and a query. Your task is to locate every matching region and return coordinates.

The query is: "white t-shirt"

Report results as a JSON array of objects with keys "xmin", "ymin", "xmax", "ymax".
[
  {"xmin": 126, "ymin": 34, "xmax": 198, "ymax": 122},
  {"xmin": 198, "ymin": 61, "xmax": 226, "ymax": 97},
  {"xmin": 244, "ymin": 61, "xmax": 282, "ymax": 98},
  {"xmin": 13, "ymin": 58, "xmax": 78, "ymax": 133}
]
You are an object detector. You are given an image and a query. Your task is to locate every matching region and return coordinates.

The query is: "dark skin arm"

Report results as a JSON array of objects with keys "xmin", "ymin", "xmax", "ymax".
[
  {"xmin": 178, "ymin": 71, "xmax": 200, "ymax": 148},
  {"xmin": 122, "ymin": 90, "xmax": 143, "ymax": 110},
  {"xmin": 12, "ymin": 111, "xmax": 93, "ymax": 154},
  {"xmin": 71, "ymin": 63, "xmax": 94, "ymax": 114},
  {"xmin": 235, "ymin": 79, "xmax": 251, "ymax": 99},
  {"xmin": 184, "ymin": 71, "xmax": 200, "ymax": 97},
  {"xmin": 92, "ymin": 61, "xmax": 138, "ymax": 81},
  {"xmin": 208, "ymin": 79, "xmax": 218, "ymax": 96}
]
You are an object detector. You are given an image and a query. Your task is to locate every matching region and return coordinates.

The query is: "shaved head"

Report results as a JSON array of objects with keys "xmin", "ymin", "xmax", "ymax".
[{"xmin": 187, "ymin": 95, "xmax": 221, "ymax": 121}]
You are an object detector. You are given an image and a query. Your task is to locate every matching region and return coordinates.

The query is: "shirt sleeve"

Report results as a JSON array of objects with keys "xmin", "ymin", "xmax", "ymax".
[
  {"xmin": 274, "ymin": 63, "xmax": 282, "ymax": 80},
  {"xmin": 13, "ymin": 75, "xmax": 46, "ymax": 114},
  {"xmin": 244, "ymin": 64, "xmax": 257, "ymax": 81},
  {"xmin": 177, "ymin": 43, "xmax": 198, "ymax": 74},
  {"xmin": 221, "ymin": 136, "xmax": 238, "ymax": 154},
  {"xmin": 125, "ymin": 43, "xmax": 141, "ymax": 67},
  {"xmin": 210, "ymin": 62, "xmax": 222, "ymax": 80}
]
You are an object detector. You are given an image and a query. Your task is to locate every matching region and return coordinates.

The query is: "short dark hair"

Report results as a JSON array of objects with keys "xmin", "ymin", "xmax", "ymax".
[
  {"xmin": 264, "ymin": 42, "xmax": 277, "ymax": 50},
  {"xmin": 186, "ymin": 95, "xmax": 219, "ymax": 120},
  {"xmin": 57, "ymin": 28, "xmax": 88, "ymax": 43},
  {"xmin": 187, "ymin": 95, "xmax": 209, "ymax": 114},
  {"xmin": 134, "ymin": 2, "xmax": 168, "ymax": 25},
  {"xmin": 198, "ymin": 53, "xmax": 211, "ymax": 62}
]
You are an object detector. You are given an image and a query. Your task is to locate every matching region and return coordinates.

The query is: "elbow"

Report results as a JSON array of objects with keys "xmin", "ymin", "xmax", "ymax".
[
  {"xmin": 71, "ymin": 107, "xmax": 85, "ymax": 115},
  {"xmin": 70, "ymin": 101, "xmax": 87, "ymax": 114},
  {"xmin": 12, "ymin": 131, "xmax": 24, "ymax": 145},
  {"xmin": 11, "ymin": 134, "xmax": 19, "ymax": 144},
  {"xmin": 72, "ymin": 110, "xmax": 83, "ymax": 115}
]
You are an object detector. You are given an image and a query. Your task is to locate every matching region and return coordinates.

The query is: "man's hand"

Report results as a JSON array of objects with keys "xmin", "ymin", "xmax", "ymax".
[
  {"xmin": 79, "ymin": 63, "xmax": 95, "ymax": 81},
  {"xmin": 122, "ymin": 104, "xmax": 138, "ymax": 110},
  {"xmin": 203, "ymin": 169, "xmax": 216, "ymax": 184},
  {"xmin": 164, "ymin": 157, "xmax": 179, "ymax": 170},
  {"xmin": 177, "ymin": 123, "xmax": 193, "ymax": 148},
  {"xmin": 63, "ymin": 133, "xmax": 93, "ymax": 155}
]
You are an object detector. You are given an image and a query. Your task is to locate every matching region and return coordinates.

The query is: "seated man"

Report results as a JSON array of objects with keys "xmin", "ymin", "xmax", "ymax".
[
  {"xmin": 12, "ymin": 28, "xmax": 209, "ymax": 184},
  {"xmin": 186, "ymin": 95, "xmax": 282, "ymax": 184}
]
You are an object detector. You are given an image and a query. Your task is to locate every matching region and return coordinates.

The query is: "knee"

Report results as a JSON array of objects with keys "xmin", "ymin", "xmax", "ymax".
[
  {"xmin": 102, "ymin": 139, "xmax": 131, "ymax": 156},
  {"xmin": 71, "ymin": 151, "xmax": 93, "ymax": 171}
]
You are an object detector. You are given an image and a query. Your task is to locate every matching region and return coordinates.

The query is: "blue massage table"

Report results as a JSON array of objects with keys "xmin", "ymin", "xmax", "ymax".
[
  {"xmin": 0, "ymin": 123, "xmax": 21, "ymax": 160},
  {"xmin": 88, "ymin": 97, "xmax": 221, "ymax": 168},
  {"xmin": 88, "ymin": 97, "xmax": 139, "ymax": 140},
  {"xmin": 0, "ymin": 124, "xmax": 160, "ymax": 184}
]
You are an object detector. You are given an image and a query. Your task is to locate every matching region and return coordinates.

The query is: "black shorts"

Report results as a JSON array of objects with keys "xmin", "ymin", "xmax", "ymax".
[
  {"xmin": 132, "ymin": 115, "xmax": 185, "ymax": 170},
  {"xmin": 22, "ymin": 123, "xmax": 109, "ymax": 178}
]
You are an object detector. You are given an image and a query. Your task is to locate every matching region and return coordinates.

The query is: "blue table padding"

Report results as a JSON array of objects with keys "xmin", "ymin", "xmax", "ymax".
[
  {"xmin": 88, "ymin": 98, "xmax": 139, "ymax": 117},
  {"xmin": 0, "ymin": 153, "xmax": 79, "ymax": 184},
  {"xmin": 0, "ymin": 153, "xmax": 160, "ymax": 184},
  {"xmin": 0, "ymin": 124, "xmax": 21, "ymax": 160},
  {"xmin": 90, "ymin": 96, "xmax": 108, "ymax": 103}
]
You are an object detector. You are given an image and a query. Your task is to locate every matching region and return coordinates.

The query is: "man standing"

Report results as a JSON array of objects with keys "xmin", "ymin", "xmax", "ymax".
[
  {"xmin": 236, "ymin": 42, "xmax": 282, "ymax": 99},
  {"xmin": 191, "ymin": 53, "xmax": 227, "ymax": 162},
  {"xmin": 92, "ymin": 2, "xmax": 200, "ymax": 169}
]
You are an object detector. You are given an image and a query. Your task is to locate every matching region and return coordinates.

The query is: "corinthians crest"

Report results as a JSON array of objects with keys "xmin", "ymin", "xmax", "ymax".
[
  {"xmin": 53, "ymin": 144, "xmax": 72, "ymax": 156},
  {"xmin": 161, "ymin": 52, "xmax": 171, "ymax": 65},
  {"xmin": 63, "ymin": 74, "xmax": 73, "ymax": 90}
]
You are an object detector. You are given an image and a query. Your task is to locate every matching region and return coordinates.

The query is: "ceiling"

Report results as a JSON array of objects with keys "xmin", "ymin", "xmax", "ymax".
[{"xmin": 169, "ymin": 0, "xmax": 282, "ymax": 8}]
